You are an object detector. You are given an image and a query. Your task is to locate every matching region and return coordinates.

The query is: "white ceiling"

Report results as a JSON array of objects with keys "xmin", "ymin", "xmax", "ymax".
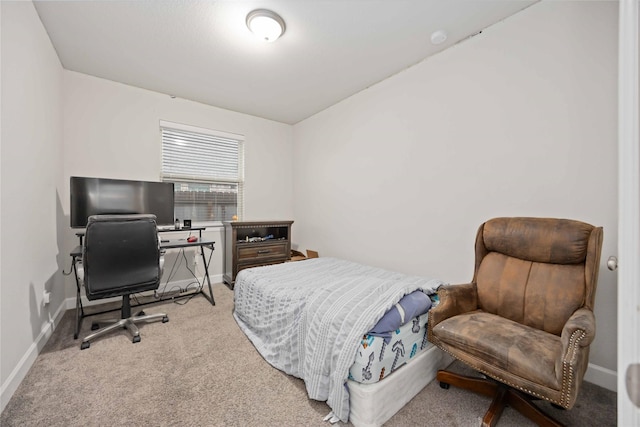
[{"xmin": 34, "ymin": 0, "xmax": 536, "ymax": 125}]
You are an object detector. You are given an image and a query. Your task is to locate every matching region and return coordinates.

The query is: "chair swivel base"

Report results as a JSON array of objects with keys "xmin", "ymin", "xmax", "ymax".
[
  {"xmin": 436, "ymin": 370, "xmax": 565, "ymax": 427},
  {"xmin": 80, "ymin": 312, "xmax": 169, "ymax": 349}
]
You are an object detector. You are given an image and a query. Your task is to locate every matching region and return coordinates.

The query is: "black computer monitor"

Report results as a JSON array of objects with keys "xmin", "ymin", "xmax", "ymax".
[{"xmin": 70, "ymin": 176, "xmax": 175, "ymax": 228}]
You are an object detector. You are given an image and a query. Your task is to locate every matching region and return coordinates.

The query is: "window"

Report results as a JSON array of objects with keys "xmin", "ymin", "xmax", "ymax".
[{"xmin": 160, "ymin": 121, "xmax": 244, "ymax": 224}]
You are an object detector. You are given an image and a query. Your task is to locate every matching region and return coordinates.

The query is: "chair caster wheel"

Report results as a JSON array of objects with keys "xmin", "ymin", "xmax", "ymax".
[
  {"xmin": 132, "ymin": 335, "xmax": 141, "ymax": 343},
  {"xmin": 81, "ymin": 341, "xmax": 90, "ymax": 350},
  {"xmin": 91, "ymin": 322, "xmax": 100, "ymax": 330},
  {"xmin": 162, "ymin": 316, "xmax": 169, "ymax": 323},
  {"xmin": 440, "ymin": 382, "xmax": 450, "ymax": 390}
]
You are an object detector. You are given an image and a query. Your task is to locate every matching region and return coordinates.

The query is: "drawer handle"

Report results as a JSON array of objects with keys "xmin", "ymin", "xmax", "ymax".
[{"xmin": 257, "ymin": 250, "xmax": 271, "ymax": 254}]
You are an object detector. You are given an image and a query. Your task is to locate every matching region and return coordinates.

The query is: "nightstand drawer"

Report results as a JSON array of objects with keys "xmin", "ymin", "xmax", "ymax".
[
  {"xmin": 223, "ymin": 220, "xmax": 293, "ymax": 289},
  {"xmin": 238, "ymin": 242, "xmax": 288, "ymax": 260}
]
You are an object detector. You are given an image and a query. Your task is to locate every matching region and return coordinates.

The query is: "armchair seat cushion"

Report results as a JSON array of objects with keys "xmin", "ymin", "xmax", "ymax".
[{"xmin": 433, "ymin": 311, "xmax": 561, "ymax": 390}]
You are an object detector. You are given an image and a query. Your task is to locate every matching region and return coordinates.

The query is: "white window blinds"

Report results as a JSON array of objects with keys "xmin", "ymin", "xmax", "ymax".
[{"xmin": 160, "ymin": 121, "xmax": 244, "ymax": 223}]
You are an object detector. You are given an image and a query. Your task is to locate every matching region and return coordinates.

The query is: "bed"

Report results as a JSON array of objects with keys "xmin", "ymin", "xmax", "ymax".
[{"xmin": 233, "ymin": 257, "xmax": 453, "ymax": 426}]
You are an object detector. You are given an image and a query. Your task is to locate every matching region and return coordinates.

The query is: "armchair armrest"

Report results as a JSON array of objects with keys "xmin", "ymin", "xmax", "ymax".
[
  {"xmin": 560, "ymin": 307, "xmax": 596, "ymax": 350},
  {"xmin": 555, "ymin": 307, "xmax": 596, "ymax": 404},
  {"xmin": 429, "ymin": 283, "xmax": 478, "ymax": 329}
]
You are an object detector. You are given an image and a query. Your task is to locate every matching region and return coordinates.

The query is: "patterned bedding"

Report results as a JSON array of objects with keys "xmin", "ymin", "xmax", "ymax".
[
  {"xmin": 349, "ymin": 312, "xmax": 433, "ymax": 384},
  {"xmin": 233, "ymin": 257, "xmax": 444, "ymax": 423}
]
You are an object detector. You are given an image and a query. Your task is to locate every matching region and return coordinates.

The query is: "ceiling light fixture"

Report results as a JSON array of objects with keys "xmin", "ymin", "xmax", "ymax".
[
  {"xmin": 246, "ymin": 9, "xmax": 286, "ymax": 42},
  {"xmin": 430, "ymin": 30, "xmax": 448, "ymax": 45}
]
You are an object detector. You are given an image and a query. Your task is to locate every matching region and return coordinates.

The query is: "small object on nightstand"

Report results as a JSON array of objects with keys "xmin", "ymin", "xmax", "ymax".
[
  {"xmin": 183, "ymin": 219, "xmax": 191, "ymax": 229},
  {"xmin": 187, "ymin": 235, "xmax": 198, "ymax": 243}
]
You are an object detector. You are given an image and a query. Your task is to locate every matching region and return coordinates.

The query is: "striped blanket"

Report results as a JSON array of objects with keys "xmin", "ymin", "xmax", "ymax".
[{"xmin": 233, "ymin": 257, "xmax": 444, "ymax": 423}]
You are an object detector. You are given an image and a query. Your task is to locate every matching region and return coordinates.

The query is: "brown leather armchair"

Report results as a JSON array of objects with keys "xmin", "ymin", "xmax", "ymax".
[{"xmin": 428, "ymin": 217, "xmax": 603, "ymax": 427}]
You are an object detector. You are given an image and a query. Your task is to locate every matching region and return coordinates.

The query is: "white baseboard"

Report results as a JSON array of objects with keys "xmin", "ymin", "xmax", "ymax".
[
  {"xmin": 584, "ymin": 362, "xmax": 617, "ymax": 392},
  {"xmin": 0, "ymin": 301, "xmax": 67, "ymax": 413}
]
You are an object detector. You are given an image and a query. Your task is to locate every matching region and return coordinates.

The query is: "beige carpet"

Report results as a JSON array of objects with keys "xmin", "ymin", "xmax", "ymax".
[{"xmin": 1, "ymin": 283, "xmax": 616, "ymax": 426}]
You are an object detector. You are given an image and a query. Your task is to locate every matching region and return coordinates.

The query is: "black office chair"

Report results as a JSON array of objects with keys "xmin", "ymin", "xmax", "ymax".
[{"xmin": 77, "ymin": 214, "xmax": 168, "ymax": 349}]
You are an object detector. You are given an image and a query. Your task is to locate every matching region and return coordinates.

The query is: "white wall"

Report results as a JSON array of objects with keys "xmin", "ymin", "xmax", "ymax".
[
  {"xmin": 2, "ymin": 6, "xmax": 294, "ymax": 409},
  {"xmin": 292, "ymin": 0, "xmax": 618, "ymax": 384},
  {"xmin": 0, "ymin": 1, "xmax": 65, "ymax": 410},
  {"xmin": 62, "ymin": 71, "xmax": 294, "ymax": 298}
]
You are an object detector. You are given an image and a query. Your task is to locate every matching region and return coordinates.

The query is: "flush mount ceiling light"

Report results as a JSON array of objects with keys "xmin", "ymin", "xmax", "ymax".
[
  {"xmin": 430, "ymin": 30, "xmax": 448, "ymax": 45},
  {"xmin": 246, "ymin": 9, "xmax": 286, "ymax": 42}
]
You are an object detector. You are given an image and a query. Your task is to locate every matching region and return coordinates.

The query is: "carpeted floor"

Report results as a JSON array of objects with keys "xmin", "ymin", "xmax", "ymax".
[{"xmin": 1, "ymin": 283, "xmax": 616, "ymax": 426}]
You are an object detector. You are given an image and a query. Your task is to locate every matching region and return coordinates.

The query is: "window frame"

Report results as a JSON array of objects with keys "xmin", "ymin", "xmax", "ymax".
[{"xmin": 159, "ymin": 120, "xmax": 245, "ymax": 226}]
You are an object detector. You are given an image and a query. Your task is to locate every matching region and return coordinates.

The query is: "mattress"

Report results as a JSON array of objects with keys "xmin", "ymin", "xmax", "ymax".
[
  {"xmin": 349, "ymin": 313, "xmax": 432, "ymax": 384},
  {"xmin": 233, "ymin": 257, "xmax": 444, "ymax": 422}
]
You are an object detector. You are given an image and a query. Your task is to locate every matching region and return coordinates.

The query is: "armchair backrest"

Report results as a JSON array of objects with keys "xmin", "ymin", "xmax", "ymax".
[
  {"xmin": 83, "ymin": 214, "xmax": 161, "ymax": 300},
  {"xmin": 473, "ymin": 217, "xmax": 603, "ymax": 336}
]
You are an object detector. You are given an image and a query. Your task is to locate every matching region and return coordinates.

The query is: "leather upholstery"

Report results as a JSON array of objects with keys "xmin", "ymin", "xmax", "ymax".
[
  {"xmin": 83, "ymin": 214, "xmax": 162, "ymax": 300},
  {"xmin": 428, "ymin": 217, "xmax": 603, "ymax": 409}
]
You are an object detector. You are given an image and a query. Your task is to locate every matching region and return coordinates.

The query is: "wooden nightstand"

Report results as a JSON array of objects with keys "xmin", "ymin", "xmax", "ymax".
[{"xmin": 223, "ymin": 220, "xmax": 293, "ymax": 289}]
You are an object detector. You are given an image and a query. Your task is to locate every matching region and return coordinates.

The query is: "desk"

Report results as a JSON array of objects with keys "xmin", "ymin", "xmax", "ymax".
[
  {"xmin": 160, "ymin": 238, "xmax": 216, "ymax": 306},
  {"xmin": 76, "ymin": 226, "xmax": 207, "ymax": 245},
  {"xmin": 70, "ymin": 237, "xmax": 215, "ymax": 339}
]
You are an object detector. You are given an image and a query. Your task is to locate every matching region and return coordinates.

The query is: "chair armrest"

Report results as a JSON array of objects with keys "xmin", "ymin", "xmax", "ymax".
[
  {"xmin": 561, "ymin": 308, "xmax": 596, "ymax": 350},
  {"xmin": 555, "ymin": 307, "xmax": 595, "ymax": 405},
  {"xmin": 429, "ymin": 283, "xmax": 478, "ymax": 329}
]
